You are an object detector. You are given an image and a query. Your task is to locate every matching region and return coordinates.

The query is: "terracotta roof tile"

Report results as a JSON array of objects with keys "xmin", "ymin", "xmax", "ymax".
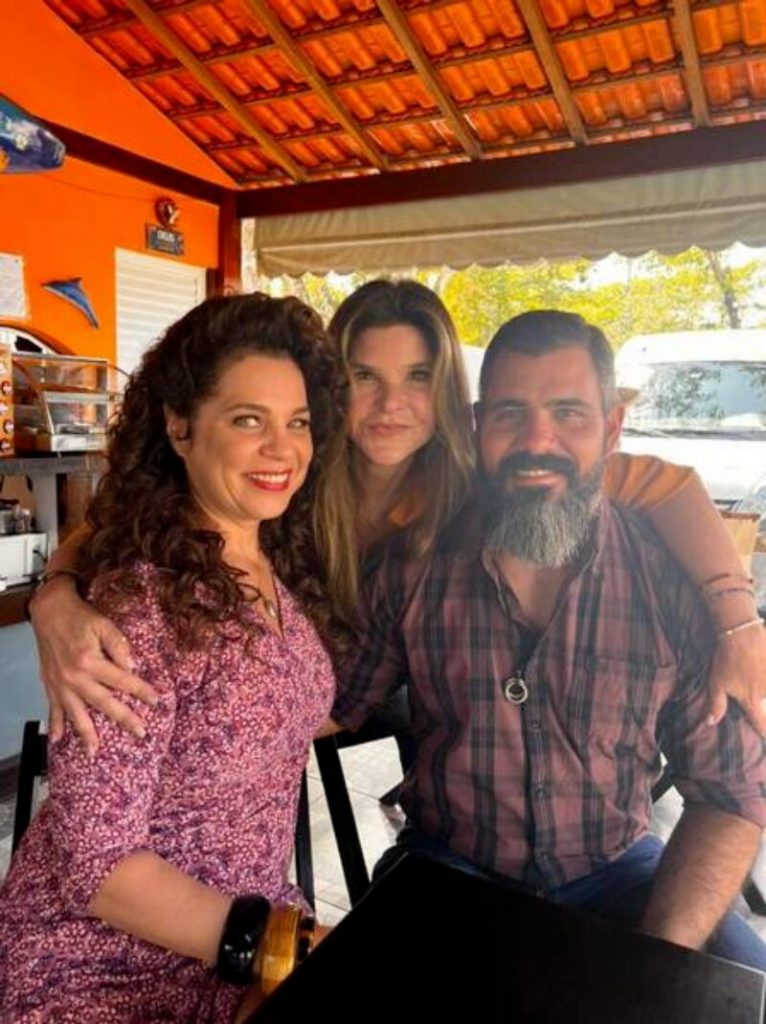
[{"xmin": 44, "ymin": 0, "xmax": 766, "ymax": 185}]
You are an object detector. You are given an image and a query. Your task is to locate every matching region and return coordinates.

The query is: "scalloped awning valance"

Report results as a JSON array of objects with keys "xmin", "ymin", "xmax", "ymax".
[{"xmin": 251, "ymin": 159, "xmax": 766, "ymax": 277}]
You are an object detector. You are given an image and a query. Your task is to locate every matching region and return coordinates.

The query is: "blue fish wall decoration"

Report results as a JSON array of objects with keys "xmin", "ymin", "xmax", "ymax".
[
  {"xmin": 0, "ymin": 97, "xmax": 65, "ymax": 174},
  {"xmin": 42, "ymin": 278, "xmax": 100, "ymax": 328}
]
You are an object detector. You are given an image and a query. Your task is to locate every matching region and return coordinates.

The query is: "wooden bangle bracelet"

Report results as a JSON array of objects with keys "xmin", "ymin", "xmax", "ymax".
[{"xmin": 255, "ymin": 904, "xmax": 315, "ymax": 994}]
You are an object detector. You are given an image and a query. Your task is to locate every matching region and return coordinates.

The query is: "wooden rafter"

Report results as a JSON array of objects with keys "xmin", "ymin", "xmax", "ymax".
[
  {"xmin": 374, "ymin": 0, "xmax": 482, "ymax": 159},
  {"xmin": 513, "ymin": 0, "xmax": 588, "ymax": 145},
  {"xmin": 46, "ymin": 0, "xmax": 765, "ymax": 192},
  {"xmin": 82, "ymin": 0, "xmax": 735, "ymax": 89},
  {"xmin": 119, "ymin": 7, "xmax": 649, "ymax": 84},
  {"xmin": 168, "ymin": 42, "xmax": 766, "ymax": 171},
  {"xmin": 126, "ymin": 42, "xmax": 278, "ymax": 80},
  {"xmin": 120, "ymin": 0, "xmax": 308, "ymax": 182},
  {"xmin": 239, "ymin": 0, "xmax": 388, "ymax": 171},
  {"xmin": 236, "ymin": 119, "xmax": 766, "ymax": 214},
  {"xmin": 670, "ymin": 0, "xmax": 711, "ymax": 126},
  {"xmin": 80, "ymin": 0, "xmax": 213, "ymax": 37},
  {"xmin": 115, "ymin": 0, "xmax": 736, "ymax": 98}
]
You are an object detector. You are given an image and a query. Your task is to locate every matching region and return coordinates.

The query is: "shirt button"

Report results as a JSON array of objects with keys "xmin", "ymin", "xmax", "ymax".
[
  {"xmin": 534, "ymin": 784, "xmax": 546, "ymax": 798},
  {"xmin": 528, "ymin": 719, "xmax": 542, "ymax": 731}
]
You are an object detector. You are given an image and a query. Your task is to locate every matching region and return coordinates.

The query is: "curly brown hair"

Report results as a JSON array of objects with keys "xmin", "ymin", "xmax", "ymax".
[{"xmin": 79, "ymin": 292, "xmax": 358, "ymax": 655}]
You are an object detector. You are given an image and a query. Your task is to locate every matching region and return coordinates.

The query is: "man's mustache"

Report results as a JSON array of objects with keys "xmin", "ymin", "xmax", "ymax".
[{"xmin": 494, "ymin": 451, "xmax": 578, "ymax": 486}]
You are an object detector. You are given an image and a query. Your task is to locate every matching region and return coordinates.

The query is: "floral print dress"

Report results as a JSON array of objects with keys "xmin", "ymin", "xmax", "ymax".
[{"xmin": 0, "ymin": 564, "xmax": 335, "ymax": 1023}]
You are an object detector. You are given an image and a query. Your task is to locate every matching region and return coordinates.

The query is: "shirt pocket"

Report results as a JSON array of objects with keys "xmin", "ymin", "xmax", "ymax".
[{"xmin": 565, "ymin": 654, "xmax": 676, "ymax": 766}]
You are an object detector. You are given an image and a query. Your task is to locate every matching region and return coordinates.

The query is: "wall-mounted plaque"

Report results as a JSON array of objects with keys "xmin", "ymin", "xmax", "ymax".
[{"xmin": 145, "ymin": 224, "xmax": 185, "ymax": 256}]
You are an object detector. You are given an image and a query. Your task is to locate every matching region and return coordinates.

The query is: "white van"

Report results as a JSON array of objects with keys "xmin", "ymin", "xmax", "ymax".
[{"xmin": 616, "ymin": 329, "xmax": 766, "ymax": 608}]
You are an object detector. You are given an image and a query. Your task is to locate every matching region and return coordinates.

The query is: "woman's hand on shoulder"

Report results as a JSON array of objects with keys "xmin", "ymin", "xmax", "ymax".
[
  {"xmin": 707, "ymin": 622, "xmax": 766, "ymax": 736},
  {"xmin": 29, "ymin": 576, "xmax": 157, "ymax": 755}
]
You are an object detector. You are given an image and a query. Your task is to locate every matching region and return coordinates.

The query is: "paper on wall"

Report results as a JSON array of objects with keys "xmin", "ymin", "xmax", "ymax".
[{"xmin": 0, "ymin": 253, "xmax": 27, "ymax": 319}]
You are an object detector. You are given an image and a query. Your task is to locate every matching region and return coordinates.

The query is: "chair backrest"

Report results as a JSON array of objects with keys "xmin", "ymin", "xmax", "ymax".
[
  {"xmin": 11, "ymin": 719, "xmax": 48, "ymax": 854},
  {"xmin": 294, "ymin": 771, "xmax": 314, "ymax": 910}
]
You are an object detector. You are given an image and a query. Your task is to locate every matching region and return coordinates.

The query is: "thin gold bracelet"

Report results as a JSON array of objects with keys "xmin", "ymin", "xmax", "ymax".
[
  {"xmin": 716, "ymin": 618, "xmax": 764, "ymax": 640},
  {"xmin": 705, "ymin": 586, "xmax": 756, "ymax": 600},
  {"xmin": 702, "ymin": 571, "xmax": 754, "ymax": 589}
]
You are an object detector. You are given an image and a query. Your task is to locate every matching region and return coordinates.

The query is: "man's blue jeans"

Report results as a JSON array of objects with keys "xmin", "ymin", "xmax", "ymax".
[{"xmin": 375, "ymin": 831, "xmax": 766, "ymax": 972}]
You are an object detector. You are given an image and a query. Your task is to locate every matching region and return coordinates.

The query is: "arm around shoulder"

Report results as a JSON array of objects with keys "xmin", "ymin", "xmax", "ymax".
[
  {"xmin": 611, "ymin": 454, "xmax": 766, "ymax": 735},
  {"xmin": 29, "ymin": 537, "xmax": 158, "ymax": 750}
]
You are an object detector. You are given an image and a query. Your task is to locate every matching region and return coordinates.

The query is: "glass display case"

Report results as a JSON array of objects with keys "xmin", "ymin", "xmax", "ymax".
[{"xmin": 11, "ymin": 354, "xmax": 123, "ymax": 453}]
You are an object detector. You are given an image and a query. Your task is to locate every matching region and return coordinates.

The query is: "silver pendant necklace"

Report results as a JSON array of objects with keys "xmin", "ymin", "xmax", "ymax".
[
  {"xmin": 260, "ymin": 594, "xmax": 279, "ymax": 620},
  {"xmin": 502, "ymin": 674, "xmax": 529, "ymax": 705}
]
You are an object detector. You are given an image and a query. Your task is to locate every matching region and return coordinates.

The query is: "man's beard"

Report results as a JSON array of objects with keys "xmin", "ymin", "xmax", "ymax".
[{"xmin": 482, "ymin": 452, "xmax": 605, "ymax": 568}]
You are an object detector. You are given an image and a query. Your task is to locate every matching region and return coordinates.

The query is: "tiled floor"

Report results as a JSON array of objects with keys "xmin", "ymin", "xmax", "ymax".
[
  {"xmin": 303, "ymin": 739, "xmax": 404, "ymax": 926},
  {"xmin": 3, "ymin": 736, "xmax": 766, "ymax": 944}
]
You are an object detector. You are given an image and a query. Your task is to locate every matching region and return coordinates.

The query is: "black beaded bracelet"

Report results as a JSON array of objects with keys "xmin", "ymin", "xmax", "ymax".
[{"xmin": 216, "ymin": 895, "xmax": 271, "ymax": 986}]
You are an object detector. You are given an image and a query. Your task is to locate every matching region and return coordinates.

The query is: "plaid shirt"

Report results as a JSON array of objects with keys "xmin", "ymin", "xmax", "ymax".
[{"xmin": 333, "ymin": 499, "xmax": 766, "ymax": 889}]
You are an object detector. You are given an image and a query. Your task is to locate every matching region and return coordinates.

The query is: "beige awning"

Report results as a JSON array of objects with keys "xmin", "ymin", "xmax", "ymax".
[{"xmin": 251, "ymin": 159, "xmax": 766, "ymax": 277}]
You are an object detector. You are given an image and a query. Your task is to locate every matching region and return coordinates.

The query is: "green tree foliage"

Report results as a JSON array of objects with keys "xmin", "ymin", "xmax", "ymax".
[
  {"xmin": 253, "ymin": 246, "xmax": 766, "ymax": 352},
  {"xmin": 438, "ymin": 249, "xmax": 766, "ymax": 351}
]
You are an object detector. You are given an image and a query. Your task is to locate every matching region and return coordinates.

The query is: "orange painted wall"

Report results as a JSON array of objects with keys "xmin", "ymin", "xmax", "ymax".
[
  {"xmin": 1, "ymin": 1, "xmax": 233, "ymax": 187},
  {"xmin": 1, "ymin": 158, "xmax": 219, "ymax": 361}
]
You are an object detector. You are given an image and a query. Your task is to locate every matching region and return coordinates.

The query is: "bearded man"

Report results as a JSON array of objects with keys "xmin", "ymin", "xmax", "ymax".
[{"xmin": 332, "ymin": 310, "xmax": 766, "ymax": 969}]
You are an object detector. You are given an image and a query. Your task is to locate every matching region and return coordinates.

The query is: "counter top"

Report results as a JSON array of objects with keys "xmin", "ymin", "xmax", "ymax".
[
  {"xmin": 0, "ymin": 583, "xmax": 32, "ymax": 628},
  {"xmin": 0, "ymin": 454, "xmax": 104, "ymax": 477}
]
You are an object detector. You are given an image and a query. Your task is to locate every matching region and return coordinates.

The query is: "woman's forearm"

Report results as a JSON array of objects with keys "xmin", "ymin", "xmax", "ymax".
[
  {"xmin": 44, "ymin": 523, "xmax": 90, "ymax": 573},
  {"xmin": 645, "ymin": 471, "xmax": 766, "ymax": 732},
  {"xmin": 645, "ymin": 473, "xmax": 759, "ymax": 623},
  {"xmin": 88, "ymin": 850, "xmax": 231, "ymax": 964}
]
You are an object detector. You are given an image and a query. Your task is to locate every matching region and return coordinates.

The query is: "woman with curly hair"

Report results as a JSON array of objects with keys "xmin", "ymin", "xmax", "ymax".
[{"xmin": 0, "ymin": 292, "xmax": 356, "ymax": 1021}]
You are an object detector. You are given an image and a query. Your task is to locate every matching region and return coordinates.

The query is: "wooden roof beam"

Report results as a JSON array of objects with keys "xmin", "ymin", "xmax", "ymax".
[
  {"xmin": 125, "ymin": 42, "xmax": 279, "ymax": 82},
  {"xmin": 374, "ymin": 0, "xmax": 482, "ymax": 159},
  {"xmin": 513, "ymin": 0, "xmax": 588, "ymax": 145},
  {"xmin": 96, "ymin": 0, "xmax": 734, "ymax": 97},
  {"xmin": 79, "ymin": 0, "xmax": 213, "ymax": 38},
  {"xmin": 120, "ymin": 0, "xmax": 307, "ymax": 182},
  {"xmin": 206, "ymin": 83, "xmax": 700, "ymax": 154},
  {"xmin": 169, "ymin": 43, "xmax": 765, "ymax": 138},
  {"xmin": 80, "ymin": 0, "xmax": 732, "ymax": 70},
  {"xmin": 670, "ymin": 0, "xmax": 711, "ymax": 126},
  {"xmin": 239, "ymin": 0, "xmax": 388, "ymax": 171},
  {"xmin": 236, "ymin": 120, "xmax": 766, "ymax": 216}
]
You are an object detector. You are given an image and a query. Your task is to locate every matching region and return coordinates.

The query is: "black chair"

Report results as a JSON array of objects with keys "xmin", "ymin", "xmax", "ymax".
[
  {"xmin": 651, "ymin": 768, "xmax": 766, "ymax": 916},
  {"xmin": 315, "ymin": 748, "xmax": 766, "ymax": 914},
  {"xmin": 10, "ymin": 719, "xmax": 317, "ymax": 910},
  {"xmin": 11, "ymin": 719, "xmax": 48, "ymax": 855},
  {"xmin": 294, "ymin": 770, "xmax": 315, "ymax": 909},
  {"xmin": 313, "ymin": 707, "xmax": 414, "ymax": 907}
]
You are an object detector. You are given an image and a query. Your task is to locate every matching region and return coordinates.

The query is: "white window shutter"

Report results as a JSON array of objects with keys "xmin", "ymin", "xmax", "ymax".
[{"xmin": 115, "ymin": 250, "xmax": 206, "ymax": 377}]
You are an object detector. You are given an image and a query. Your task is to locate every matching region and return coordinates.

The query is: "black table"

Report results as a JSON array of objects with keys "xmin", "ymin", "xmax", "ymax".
[{"xmin": 251, "ymin": 854, "xmax": 766, "ymax": 1022}]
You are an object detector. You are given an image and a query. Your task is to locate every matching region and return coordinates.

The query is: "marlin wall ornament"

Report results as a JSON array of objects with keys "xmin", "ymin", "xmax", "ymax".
[
  {"xmin": 42, "ymin": 278, "xmax": 100, "ymax": 328},
  {"xmin": 0, "ymin": 97, "xmax": 65, "ymax": 174}
]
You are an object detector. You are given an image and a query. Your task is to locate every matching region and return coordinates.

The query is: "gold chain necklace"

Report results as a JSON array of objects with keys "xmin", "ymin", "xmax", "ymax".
[{"xmin": 248, "ymin": 559, "xmax": 279, "ymax": 622}]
